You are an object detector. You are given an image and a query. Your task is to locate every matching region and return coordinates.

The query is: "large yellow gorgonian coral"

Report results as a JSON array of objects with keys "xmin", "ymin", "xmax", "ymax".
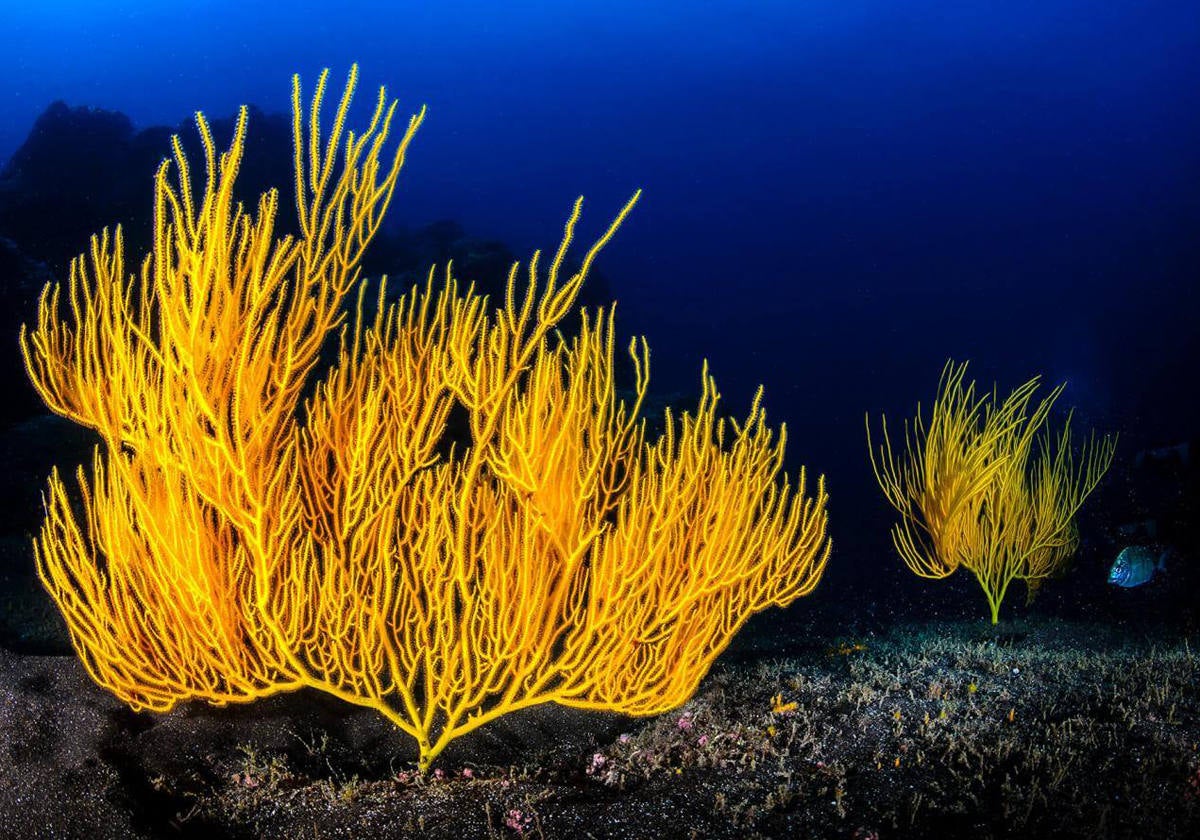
[
  {"xmin": 867, "ymin": 361, "xmax": 1115, "ymax": 624},
  {"xmin": 20, "ymin": 67, "xmax": 831, "ymax": 770}
]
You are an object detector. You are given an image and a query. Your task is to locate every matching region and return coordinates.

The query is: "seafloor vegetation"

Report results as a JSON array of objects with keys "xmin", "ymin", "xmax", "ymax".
[{"xmin": 4, "ymin": 614, "xmax": 1190, "ymax": 840}]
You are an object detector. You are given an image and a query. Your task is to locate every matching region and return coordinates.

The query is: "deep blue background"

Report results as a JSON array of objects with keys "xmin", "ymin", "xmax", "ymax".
[{"xmin": 3, "ymin": 1, "xmax": 1198, "ymax": 598}]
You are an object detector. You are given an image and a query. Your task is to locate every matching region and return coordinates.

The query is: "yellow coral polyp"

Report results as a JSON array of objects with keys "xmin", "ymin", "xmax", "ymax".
[
  {"xmin": 770, "ymin": 693, "xmax": 798, "ymax": 715},
  {"xmin": 20, "ymin": 67, "xmax": 832, "ymax": 771}
]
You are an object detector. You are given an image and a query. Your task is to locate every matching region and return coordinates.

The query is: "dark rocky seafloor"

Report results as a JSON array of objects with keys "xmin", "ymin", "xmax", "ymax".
[{"xmin": 1, "ymin": 610, "xmax": 1197, "ymax": 840}]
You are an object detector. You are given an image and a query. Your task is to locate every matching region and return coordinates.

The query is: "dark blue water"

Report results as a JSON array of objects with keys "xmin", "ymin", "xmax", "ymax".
[{"xmin": 3, "ymin": 0, "xmax": 1197, "ymax": 596}]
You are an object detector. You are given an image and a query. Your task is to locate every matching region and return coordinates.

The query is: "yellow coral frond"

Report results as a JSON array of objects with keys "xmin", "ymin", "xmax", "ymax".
[
  {"xmin": 868, "ymin": 360, "xmax": 1115, "ymax": 624},
  {"xmin": 21, "ymin": 68, "xmax": 829, "ymax": 772}
]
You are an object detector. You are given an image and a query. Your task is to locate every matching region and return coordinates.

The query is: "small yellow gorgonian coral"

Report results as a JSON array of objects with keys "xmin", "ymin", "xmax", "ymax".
[{"xmin": 868, "ymin": 360, "xmax": 1115, "ymax": 624}]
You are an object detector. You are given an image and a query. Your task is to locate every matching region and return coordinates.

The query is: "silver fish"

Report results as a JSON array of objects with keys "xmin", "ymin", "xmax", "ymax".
[{"xmin": 1107, "ymin": 546, "xmax": 1168, "ymax": 588}]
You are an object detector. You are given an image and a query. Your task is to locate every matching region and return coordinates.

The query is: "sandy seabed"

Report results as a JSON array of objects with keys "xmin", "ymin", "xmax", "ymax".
[{"xmin": 2, "ymin": 612, "xmax": 1197, "ymax": 840}]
